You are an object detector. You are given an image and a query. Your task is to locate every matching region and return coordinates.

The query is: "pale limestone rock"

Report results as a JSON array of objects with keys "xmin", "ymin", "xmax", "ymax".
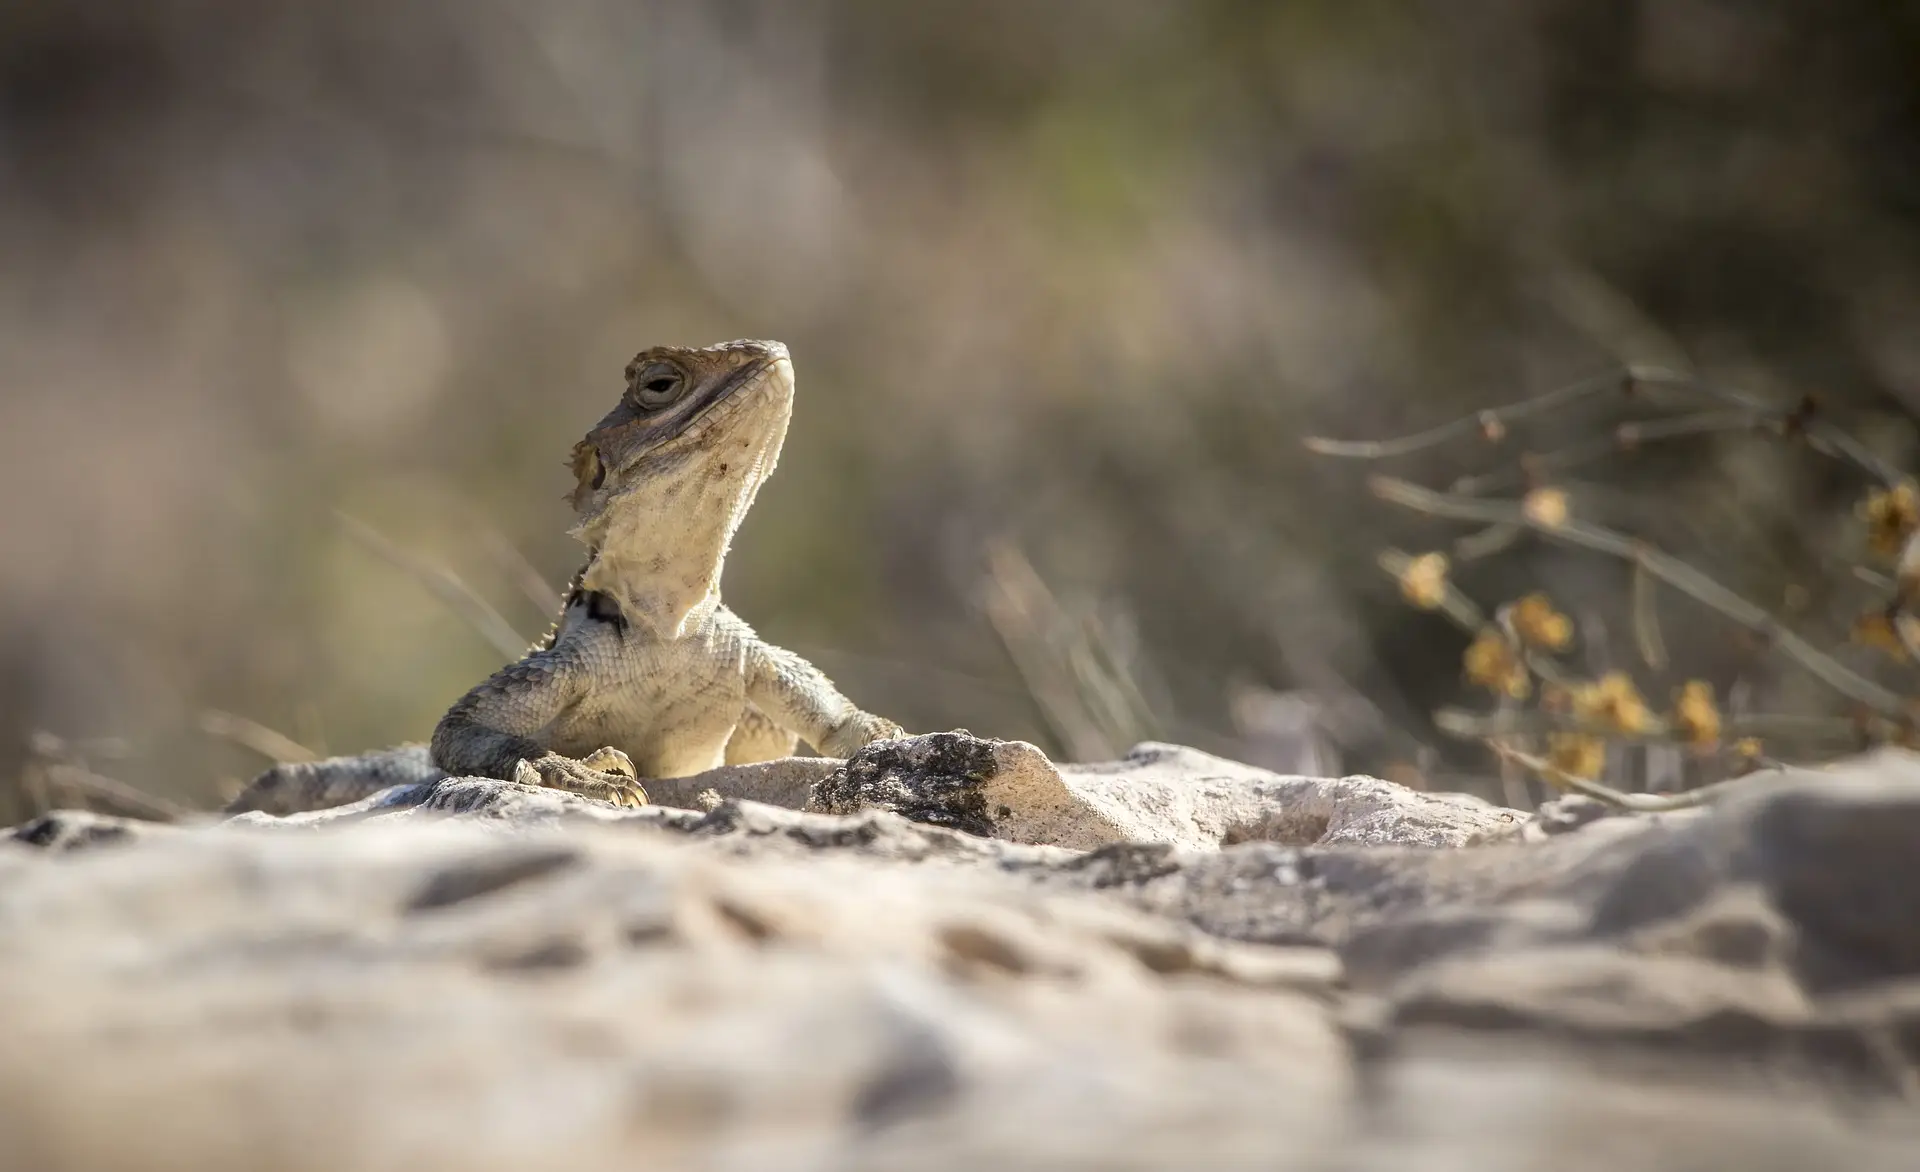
[
  {"xmin": 14, "ymin": 753, "xmax": 1920, "ymax": 1166},
  {"xmin": 649, "ymin": 754, "xmax": 840, "ymax": 811},
  {"xmin": 814, "ymin": 735, "xmax": 1523, "ymax": 851},
  {"xmin": 0, "ymin": 819, "xmax": 1348, "ymax": 1172},
  {"xmin": 1055, "ymin": 742, "xmax": 1522, "ymax": 850}
]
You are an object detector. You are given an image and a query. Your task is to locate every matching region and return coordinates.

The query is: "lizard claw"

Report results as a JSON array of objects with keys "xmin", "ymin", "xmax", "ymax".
[
  {"xmin": 580, "ymin": 746, "xmax": 639, "ymax": 780},
  {"xmin": 511, "ymin": 750, "xmax": 649, "ymax": 808},
  {"xmin": 816, "ymin": 713, "xmax": 910, "ymax": 758}
]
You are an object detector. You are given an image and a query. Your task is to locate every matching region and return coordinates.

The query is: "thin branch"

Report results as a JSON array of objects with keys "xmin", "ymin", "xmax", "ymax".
[
  {"xmin": 982, "ymin": 539, "xmax": 1127, "ymax": 762},
  {"xmin": 1448, "ymin": 409, "xmax": 1755, "ymax": 496},
  {"xmin": 1436, "ymin": 705, "xmax": 1861, "ymax": 745},
  {"xmin": 1454, "ymin": 523, "xmax": 1522, "ymax": 562},
  {"xmin": 1307, "ymin": 365, "xmax": 1905, "ymax": 486},
  {"xmin": 1491, "ymin": 682, "xmax": 1534, "ymax": 812},
  {"xmin": 478, "ymin": 527, "xmax": 562, "ymax": 616},
  {"xmin": 1857, "ymin": 566, "xmax": 1898, "ymax": 591},
  {"xmin": 1631, "ymin": 559, "xmax": 1668, "ymax": 671},
  {"xmin": 1488, "ymin": 740, "xmax": 1781, "ymax": 813},
  {"xmin": 1894, "ymin": 613, "xmax": 1920, "ymax": 667},
  {"xmin": 336, "ymin": 511, "xmax": 530, "ymax": 661},
  {"xmin": 1370, "ymin": 476, "xmax": 1909, "ymax": 719},
  {"xmin": 1305, "ymin": 370, "xmax": 1630, "ymax": 459},
  {"xmin": 23, "ymin": 732, "xmax": 195, "ymax": 821},
  {"xmin": 33, "ymin": 763, "xmax": 192, "ymax": 822},
  {"xmin": 198, "ymin": 709, "xmax": 319, "ymax": 764},
  {"xmin": 26, "ymin": 731, "xmax": 130, "ymax": 760}
]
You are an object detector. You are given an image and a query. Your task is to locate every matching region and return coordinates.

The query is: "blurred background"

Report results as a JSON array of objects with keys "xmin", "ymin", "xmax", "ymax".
[{"xmin": 4, "ymin": 0, "xmax": 1920, "ymax": 818}]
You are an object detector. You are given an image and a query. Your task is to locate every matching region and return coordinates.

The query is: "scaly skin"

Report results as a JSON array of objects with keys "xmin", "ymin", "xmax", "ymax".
[{"xmin": 427, "ymin": 340, "xmax": 903, "ymax": 808}]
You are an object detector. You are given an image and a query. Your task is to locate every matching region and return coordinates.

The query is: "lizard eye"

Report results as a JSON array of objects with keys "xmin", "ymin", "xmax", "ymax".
[{"xmin": 631, "ymin": 361, "xmax": 687, "ymax": 410}]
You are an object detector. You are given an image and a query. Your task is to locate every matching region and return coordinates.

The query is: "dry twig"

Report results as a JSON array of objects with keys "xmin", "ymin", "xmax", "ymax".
[
  {"xmin": 981, "ymin": 539, "xmax": 1161, "ymax": 761},
  {"xmin": 1488, "ymin": 740, "xmax": 1779, "ymax": 813},
  {"xmin": 1313, "ymin": 364, "xmax": 1917, "ymax": 806},
  {"xmin": 1435, "ymin": 706, "xmax": 1860, "ymax": 747},
  {"xmin": 22, "ymin": 733, "xmax": 190, "ymax": 822},
  {"xmin": 1446, "ymin": 409, "xmax": 1755, "ymax": 495},
  {"xmin": 336, "ymin": 511, "xmax": 530, "ymax": 661},
  {"xmin": 1306, "ymin": 364, "xmax": 1902, "ymax": 486},
  {"xmin": 198, "ymin": 709, "xmax": 319, "ymax": 764},
  {"xmin": 1369, "ymin": 476, "xmax": 1907, "ymax": 720}
]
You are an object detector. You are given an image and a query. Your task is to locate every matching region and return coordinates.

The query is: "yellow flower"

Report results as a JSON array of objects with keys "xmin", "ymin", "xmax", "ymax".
[
  {"xmin": 1859, "ymin": 481, "xmax": 1920, "ymax": 559},
  {"xmin": 1523, "ymin": 487, "xmax": 1569, "ymax": 529},
  {"xmin": 1509, "ymin": 593, "xmax": 1573, "ymax": 651},
  {"xmin": 1464, "ymin": 628, "xmax": 1530, "ymax": 699},
  {"xmin": 1547, "ymin": 733, "xmax": 1605, "ymax": 779},
  {"xmin": 1572, "ymin": 671, "xmax": 1652, "ymax": 736},
  {"xmin": 1852, "ymin": 610, "xmax": 1908, "ymax": 661},
  {"xmin": 1398, "ymin": 552, "xmax": 1450, "ymax": 611},
  {"xmin": 1672, "ymin": 680, "xmax": 1721, "ymax": 748}
]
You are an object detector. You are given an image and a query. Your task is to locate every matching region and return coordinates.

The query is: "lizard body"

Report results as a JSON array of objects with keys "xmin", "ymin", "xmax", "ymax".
[{"xmin": 233, "ymin": 340, "xmax": 903, "ymax": 814}]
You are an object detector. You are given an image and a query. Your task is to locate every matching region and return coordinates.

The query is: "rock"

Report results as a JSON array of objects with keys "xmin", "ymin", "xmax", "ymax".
[
  {"xmin": 1057, "ymin": 742, "xmax": 1524, "ymax": 849},
  {"xmin": 11, "ymin": 745, "xmax": 1920, "ymax": 1166},
  {"xmin": 5, "ymin": 808, "xmax": 179, "ymax": 852},
  {"xmin": 1732, "ymin": 755, "xmax": 1920, "ymax": 988},
  {"xmin": 646, "ymin": 756, "xmax": 841, "ymax": 811},
  {"xmin": 224, "ymin": 748, "xmax": 842, "ymax": 820},
  {"xmin": 227, "ymin": 773, "xmax": 1077, "ymax": 869},
  {"xmin": 1354, "ymin": 1036, "xmax": 1920, "ymax": 1172},
  {"xmin": 810, "ymin": 730, "xmax": 1008, "ymax": 836},
  {"xmin": 816, "ymin": 734, "xmax": 1524, "ymax": 851},
  {"xmin": 225, "ymin": 743, "xmax": 445, "ymax": 815},
  {"xmin": 227, "ymin": 733, "xmax": 1524, "ymax": 856},
  {"xmin": 0, "ymin": 819, "xmax": 1352, "ymax": 1171},
  {"xmin": 1527, "ymin": 793, "xmax": 1618, "ymax": 837}
]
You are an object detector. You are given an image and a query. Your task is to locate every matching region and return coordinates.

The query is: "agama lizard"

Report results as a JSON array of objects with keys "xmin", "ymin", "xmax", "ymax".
[{"xmin": 231, "ymin": 340, "xmax": 904, "ymax": 814}]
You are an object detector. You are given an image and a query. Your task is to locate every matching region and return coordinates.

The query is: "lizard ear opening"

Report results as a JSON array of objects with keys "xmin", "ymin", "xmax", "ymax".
[{"xmin": 567, "ymin": 441, "xmax": 605, "ymax": 510}]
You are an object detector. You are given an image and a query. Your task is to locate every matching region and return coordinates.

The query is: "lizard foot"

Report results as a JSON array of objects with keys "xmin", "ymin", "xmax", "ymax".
[
  {"xmin": 815, "ymin": 713, "xmax": 911, "ymax": 759},
  {"xmin": 511, "ymin": 748, "xmax": 650, "ymax": 808}
]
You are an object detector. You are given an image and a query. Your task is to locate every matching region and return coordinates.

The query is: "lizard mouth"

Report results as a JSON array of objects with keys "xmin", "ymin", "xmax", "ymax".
[
  {"xmin": 568, "ymin": 353, "xmax": 789, "ymax": 519},
  {"xmin": 605, "ymin": 354, "xmax": 783, "ymax": 476},
  {"xmin": 648, "ymin": 355, "xmax": 783, "ymax": 453}
]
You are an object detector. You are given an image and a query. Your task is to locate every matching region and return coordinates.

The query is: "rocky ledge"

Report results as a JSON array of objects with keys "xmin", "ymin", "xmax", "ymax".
[{"xmin": 6, "ymin": 735, "xmax": 1920, "ymax": 1170}]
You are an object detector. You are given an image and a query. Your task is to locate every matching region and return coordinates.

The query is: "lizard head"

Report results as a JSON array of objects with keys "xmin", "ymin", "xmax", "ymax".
[{"xmin": 566, "ymin": 339, "xmax": 795, "ymax": 637}]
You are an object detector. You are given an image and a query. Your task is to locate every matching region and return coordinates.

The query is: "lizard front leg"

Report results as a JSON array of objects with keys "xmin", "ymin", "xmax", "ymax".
[
  {"xmin": 724, "ymin": 703, "xmax": 802, "ymax": 765},
  {"xmin": 743, "ymin": 637, "xmax": 905, "ymax": 758},
  {"xmin": 430, "ymin": 651, "xmax": 650, "ymax": 807}
]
